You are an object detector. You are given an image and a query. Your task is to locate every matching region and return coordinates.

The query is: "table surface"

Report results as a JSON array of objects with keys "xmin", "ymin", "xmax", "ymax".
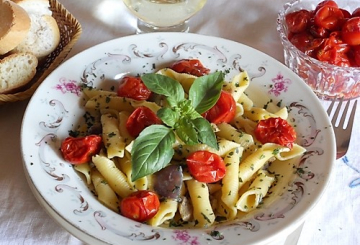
[{"xmin": 1, "ymin": 0, "xmax": 359, "ymax": 244}]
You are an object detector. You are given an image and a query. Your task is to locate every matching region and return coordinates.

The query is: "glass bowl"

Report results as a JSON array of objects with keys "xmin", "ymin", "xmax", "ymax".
[{"xmin": 277, "ymin": 0, "xmax": 360, "ymax": 100}]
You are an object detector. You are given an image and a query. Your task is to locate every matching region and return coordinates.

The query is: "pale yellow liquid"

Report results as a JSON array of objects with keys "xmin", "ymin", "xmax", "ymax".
[{"xmin": 123, "ymin": 0, "xmax": 207, "ymax": 27}]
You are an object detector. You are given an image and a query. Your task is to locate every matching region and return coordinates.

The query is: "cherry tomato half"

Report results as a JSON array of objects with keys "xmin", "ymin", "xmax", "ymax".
[
  {"xmin": 285, "ymin": 10, "xmax": 311, "ymax": 33},
  {"xmin": 61, "ymin": 135, "xmax": 102, "ymax": 164},
  {"xmin": 117, "ymin": 76, "xmax": 152, "ymax": 101},
  {"xmin": 341, "ymin": 17, "xmax": 360, "ymax": 46},
  {"xmin": 186, "ymin": 151, "xmax": 226, "ymax": 183},
  {"xmin": 315, "ymin": 6, "xmax": 344, "ymax": 31},
  {"xmin": 169, "ymin": 59, "xmax": 210, "ymax": 77},
  {"xmin": 316, "ymin": 31, "xmax": 351, "ymax": 66},
  {"xmin": 202, "ymin": 91, "xmax": 236, "ymax": 124},
  {"xmin": 126, "ymin": 106, "xmax": 162, "ymax": 137},
  {"xmin": 288, "ymin": 32, "xmax": 315, "ymax": 53},
  {"xmin": 309, "ymin": 23, "xmax": 329, "ymax": 38},
  {"xmin": 120, "ymin": 190, "xmax": 160, "ymax": 222},
  {"xmin": 254, "ymin": 117, "xmax": 297, "ymax": 149},
  {"xmin": 314, "ymin": 0, "xmax": 338, "ymax": 13}
]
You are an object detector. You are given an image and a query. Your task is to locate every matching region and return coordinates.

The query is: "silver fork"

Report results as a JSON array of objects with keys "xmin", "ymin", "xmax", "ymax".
[{"xmin": 327, "ymin": 98, "xmax": 358, "ymax": 159}]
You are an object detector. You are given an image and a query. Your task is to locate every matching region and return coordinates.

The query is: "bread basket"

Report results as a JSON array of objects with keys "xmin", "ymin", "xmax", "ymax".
[{"xmin": 0, "ymin": 0, "xmax": 82, "ymax": 105}]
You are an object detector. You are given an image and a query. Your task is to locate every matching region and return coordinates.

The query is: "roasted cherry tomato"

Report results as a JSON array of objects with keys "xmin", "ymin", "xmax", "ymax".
[
  {"xmin": 285, "ymin": 9, "xmax": 311, "ymax": 33},
  {"xmin": 340, "ymin": 8, "xmax": 352, "ymax": 19},
  {"xmin": 341, "ymin": 17, "xmax": 360, "ymax": 46},
  {"xmin": 254, "ymin": 117, "xmax": 297, "ymax": 149},
  {"xmin": 314, "ymin": 0, "xmax": 338, "ymax": 13},
  {"xmin": 117, "ymin": 76, "xmax": 151, "ymax": 101},
  {"xmin": 186, "ymin": 151, "xmax": 226, "ymax": 183},
  {"xmin": 169, "ymin": 59, "xmax": 210, "ymax": 77},
  {"xmin": 288, "ymin": 32, "xmax": 321, "ymax": 57},
  {"xmin": 316, "ymin": 31, "xmax": 351, "ymax": 66},
  {"xmin": 202, "ymin": 91, "xmax": 236, "ymax": 124},
  {"xmin": 126, "ymin": 106, "xmax": 162, "ymax": 137},
  {"xmin": 352, "ymin": 45, "xmax": 360, "ymax": 66},
  {"xmin": 120, "ymin": 190, "xmax": 160, "ymax": 222},
  {"xmin": 314, "ymin": 5, "xmax": 344, "ymax": 31},
  {"xmin": 61, "ymin": 135, "xmax": 102, "ymax": 164},
  {"xmin": 309, "ymin": 21, "xmax": 330, "ymax": 38},
  {"xmin": 352, "ymin": 8, "xmax": 360, "ymax": 18}
]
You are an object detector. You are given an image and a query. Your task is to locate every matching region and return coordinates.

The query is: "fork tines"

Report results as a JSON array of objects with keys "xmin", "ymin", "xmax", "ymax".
[{"xmin": 327, "ymin": 97, "xmax": 357, "ymax": 129}]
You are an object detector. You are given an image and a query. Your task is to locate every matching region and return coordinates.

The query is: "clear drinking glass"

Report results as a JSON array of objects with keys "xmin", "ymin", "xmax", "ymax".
[{"xmin": 122, "ymin": 0, "xmax": 208, "ymax": 33}]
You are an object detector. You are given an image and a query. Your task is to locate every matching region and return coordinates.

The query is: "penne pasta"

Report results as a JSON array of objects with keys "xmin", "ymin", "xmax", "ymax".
[
  {"xmin": 92, "ymin": 154, "xmax": 133, "ymax": 198},
  {"xmin": 236, "ymin": 170, "xmax": 275, "ymax": 212},
  {"xmin": 216, "ymin": 123, "xmax": 254, "ymax": 149},
  {"xmin": 156, "ymin": 68, "xmax": 196, "ymax": 93},
  {"xmin": 223, "ymin": 71, "xmax": 250, "ymax": 102},
  {"xmin": 83, "ymin": 87, "xmax": 117, "ymax": 99},
  {"xmin": 148, "ymin": 199, "xmax": 178, "ymax": 227},
  {"xmin": 85, "ymin": 94, "xmax": 135, "ymax": 112},
  {"xmin": 91, "ymin": 168, "xmax": 119, "ymax": 212},
  {"xmin": 238, "ymin": 143, "xmax": 290, "ymax": 187},
  {"xmin": 74, "ymin": 163, "xmax": 92, "ymax": 185},
  {"xmin": 101, "ymin": 113, "xmax": 126, "ymax": 158},
  {"xmin": 220, "ymin": 147, "xmax": 243, "ymax": 220},
  {"xmin": 186, "ymin": 179, "xmax": 215, "ymax": 228}
]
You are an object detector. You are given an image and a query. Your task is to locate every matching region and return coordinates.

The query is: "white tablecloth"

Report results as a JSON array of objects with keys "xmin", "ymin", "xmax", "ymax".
[{"xmin": 0, "ymin": 0, "xmax": 359, "ymax": 244}]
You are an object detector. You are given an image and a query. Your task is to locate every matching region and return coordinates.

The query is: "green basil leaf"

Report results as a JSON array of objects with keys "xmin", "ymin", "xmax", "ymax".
[
  {"xmin": 192, "ymin": 117, "xmax": 219, "ymax": 150},
  {"xmin": 141, "ymin": 73, "xmax": 185, "ymax": 107},
  {"xmin": 157, "ymin": 107, "xmax": 178, "ymax": 127},
  {"xmin": 189, "ymin": 71, "xmax": 224, "ymax": 114},
  {"xmin": 175, "ymin": 118, "xmax": 198, "ymax": 146},
  {"xmin": 177, "ymin": 99, "xmax": 201, "ymax": 120},
  {"xmin": 131, "ymin": 125, "xmax": 175, "ymax": 181}
]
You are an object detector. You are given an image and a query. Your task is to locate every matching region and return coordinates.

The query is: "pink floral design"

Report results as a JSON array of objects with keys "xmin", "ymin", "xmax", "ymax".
[
  {"xmin": 54, "ymin": 77, "xmax": 82, "ymax": 96},
  {"xmin": 268, "ymin": 73, "xmax": 291, "ymax": 97},
  {"xmin": 172, "ymin": 230, "xmax": 199, "ymax": 245}
]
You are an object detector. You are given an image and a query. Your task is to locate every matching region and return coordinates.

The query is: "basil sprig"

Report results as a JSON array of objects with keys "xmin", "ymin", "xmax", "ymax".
[{"xmin": 131, "ymin": 71, "xmax": 224, "ymax": 181}]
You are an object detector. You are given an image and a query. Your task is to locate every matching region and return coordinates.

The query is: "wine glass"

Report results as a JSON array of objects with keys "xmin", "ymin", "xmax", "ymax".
[{"xmin": 122, "ymin": 0, "xmax": 208, "ymax": 34}]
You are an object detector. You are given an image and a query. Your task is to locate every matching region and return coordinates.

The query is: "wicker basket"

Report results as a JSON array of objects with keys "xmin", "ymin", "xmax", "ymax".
[{"xmin": 0, "ymin": 0, "xmax": 82, "ymax": 105}]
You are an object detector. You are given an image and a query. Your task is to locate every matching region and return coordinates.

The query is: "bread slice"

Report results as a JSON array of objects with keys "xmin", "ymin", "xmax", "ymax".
[
  {"xmin": 0, "ymin": 0, "xmax": 31, "ymax": 55},
  {"xmin": 12, "ymin": 14, "xmax": 60, "ymax": 59},
  {"xmin": 0, "ymin": 52, "xmax": 38, "ymax": 94},
  {"xmin": 12, "ymin": 0, "xmax": 52, "ymax": 16},
  {"xmin": 11, "ymin": 0, "xmax": 60, "ymax": 59}
]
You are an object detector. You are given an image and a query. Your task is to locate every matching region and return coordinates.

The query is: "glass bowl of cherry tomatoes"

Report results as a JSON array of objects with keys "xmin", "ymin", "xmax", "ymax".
[{"xmin": 277, "ymin": 0, "xmax": 360, "ymax": 100}]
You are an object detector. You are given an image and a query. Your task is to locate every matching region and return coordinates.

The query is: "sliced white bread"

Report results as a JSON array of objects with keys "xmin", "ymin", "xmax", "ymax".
[
  {"xmin": 0, "ymin": 52, "xmax": 38, "ymax": 94},
  {"xmin": 11, "ymin": 0, "xmax": 60, "ymax": 59},
  {"xmin": 0, "ymin": 0, "xmax": 31, "ymax": 55}
]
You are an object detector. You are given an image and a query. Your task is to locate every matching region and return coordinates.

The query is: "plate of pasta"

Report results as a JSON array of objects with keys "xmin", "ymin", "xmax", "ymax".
[{"xmin": 21, "ymin": 32, "xmax": 336, "ymax": 245}]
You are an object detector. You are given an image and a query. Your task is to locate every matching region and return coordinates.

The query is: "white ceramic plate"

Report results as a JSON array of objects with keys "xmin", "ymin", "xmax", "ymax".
[{"xmin": 21, "ymin": 33, "xmax": 335, "ymax": 245}]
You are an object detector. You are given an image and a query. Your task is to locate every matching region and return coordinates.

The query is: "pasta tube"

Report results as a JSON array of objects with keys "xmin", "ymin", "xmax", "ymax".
[
  {"xmin": 236, "ymin": 170, "xmax": 275, "ymax": 212},
  {"xmin": 148, "ymin": 199, "xmax": 178, "ymax": 227},
  {"xmin": 238, "ymin": 143, "xmax": 289, "ymax": 186},
  {"xmin": 220, "ymin": 147, "xmax": 243, "ymax": 220},
  {"xmin": 92, "ymin": 155, "xmax": 133, "ymax": 198},
  {"xmin": 91, "ymin": 168, "xmax": 119, "ymax": 212},
  {"xmin": 101, "ymin": 113, "xmax": 126, "ymax": 158},
  {"xmin": 186, "ymin": 179, "xmax": 215, "ymax": 228}
]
